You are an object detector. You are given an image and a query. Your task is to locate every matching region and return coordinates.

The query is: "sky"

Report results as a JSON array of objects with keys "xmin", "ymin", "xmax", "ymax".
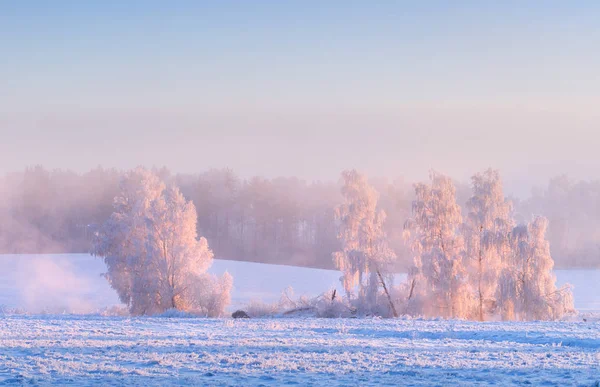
[{"xmin": 1, "ymin": 1, "xmax": 599, "ymax": 196}]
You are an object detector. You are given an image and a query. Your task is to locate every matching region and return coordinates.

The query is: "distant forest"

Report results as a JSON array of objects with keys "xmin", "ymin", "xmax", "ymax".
[{"xmin": 0, "ymin": 166, "xmax": 598, "ymax": 269}]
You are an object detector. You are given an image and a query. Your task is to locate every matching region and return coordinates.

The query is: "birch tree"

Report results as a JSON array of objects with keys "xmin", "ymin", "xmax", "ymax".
[
  {"xmin": 332, "ymin": 170, "xmax": 398, "ymax": 316},
  {"xmin": 93, "ymin": 167, "xmax": 232, "ymax": 316},
  {"xmin": 404, "ymin": 171, "xmax": 473, "ymax": 318},
  {"xmin": 498, "ymin": 217, "xmax": 574, "ymax": 320},
  {"xmin": 463, "ymin": 169, "xmax": 514, "ymax": 320}
]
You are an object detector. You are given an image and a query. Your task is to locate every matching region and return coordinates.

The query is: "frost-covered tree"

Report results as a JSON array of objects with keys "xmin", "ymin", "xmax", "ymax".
[
  {"xmin": 498, "ymin": 217, "xmax": 574, "ymax": 320},
  {"xmin": 463, "ymin": 169, "xmax": 514, "ymax": 320},
  {"xmin": 332, "ymin": 170, "xmax": 397, "ymax": 316},
  {"xmin": 93, "ymin": 167, "xmax": 232, "ymax": 316},
  {"xmin": 403, "ymin": 171, "xmax": 472, "ymax": 318}
]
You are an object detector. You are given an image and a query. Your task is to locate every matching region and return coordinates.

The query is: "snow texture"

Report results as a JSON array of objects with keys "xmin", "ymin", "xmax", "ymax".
[
  {"xmin": 0, "ymin": 315, "xmax": 599, "ymax": 386},
  {"xmin": 0, "ymin": 254, "xmax": 599, "ymax": 385}
]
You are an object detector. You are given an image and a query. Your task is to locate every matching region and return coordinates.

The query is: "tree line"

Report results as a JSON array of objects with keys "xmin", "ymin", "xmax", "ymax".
[
  {"xmin": 333, "ymin": 169, "xmax": 573, "ymax": 321},
  {"xmin": 0, "ymin": 165, "xmax": 599, "ymax": 270},
  {"xmin": 91, "ymin": 167, "xmax": 574, "ymax": 320}
]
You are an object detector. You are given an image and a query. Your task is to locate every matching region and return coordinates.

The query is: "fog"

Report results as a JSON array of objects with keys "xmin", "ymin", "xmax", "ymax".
[
  {"xmin": 2, "ymin": 108, "xmax": 599, "ymax": 198},
  {"xmin": 0, "ymin": 254, "xmax": 120, "ymax": 314},
  {"xmin": 0, "ymin": 166, "xmax": 598, "ymax": 270}
]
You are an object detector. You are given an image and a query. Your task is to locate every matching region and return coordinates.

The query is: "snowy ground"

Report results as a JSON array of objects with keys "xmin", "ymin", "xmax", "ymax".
[
  {"xmin": 0, "ymin": 315, "xmax": 599, "ymax": 386},
  {"xmin": 1, "ymin": 254, "xmax": 599, "ymax": 386}
]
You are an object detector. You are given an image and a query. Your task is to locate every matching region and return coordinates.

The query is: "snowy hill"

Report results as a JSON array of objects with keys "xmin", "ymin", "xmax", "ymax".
[{"xmin": 0, "ymin": 254, "xmax": 599, "ymax": 314}]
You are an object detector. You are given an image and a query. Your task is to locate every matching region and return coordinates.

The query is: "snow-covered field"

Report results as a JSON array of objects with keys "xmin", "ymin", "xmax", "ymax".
[
  {"xmin": 0, "ymin": 315, "xmax": 599, "ymax": 386},
  {"xmin": 1, "ymin": 254, "xmax": 599, "ymax": 386}
]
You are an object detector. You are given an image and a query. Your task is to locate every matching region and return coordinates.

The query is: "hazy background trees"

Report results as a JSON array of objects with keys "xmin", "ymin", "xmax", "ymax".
[
  {"xmin": 0, "ymin": 165, "xmax": 599, "ymax": 270},
  {"xmin": 514, "ymin": 175, "xmax": 600, "ymax": 268},
  {"xmin": 0, "ymin": 166, "xmax": 120, "ymax": 254}
]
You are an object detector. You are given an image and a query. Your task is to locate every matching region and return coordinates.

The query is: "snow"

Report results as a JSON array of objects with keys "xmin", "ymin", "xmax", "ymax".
[
  {"xmin": 0, "ymin": 315, "xmax": 599, "ymax": 386},
  {"xmin": 0, "ymin": 254, "xmax": 344, "ymax": 313},
  {"xmin": 0, "ymin": 254, "xmax": 599, "ymax": 313},
  {"xmin": 1, "ymin": 254, "xmax": 599, "ymax": 385}
]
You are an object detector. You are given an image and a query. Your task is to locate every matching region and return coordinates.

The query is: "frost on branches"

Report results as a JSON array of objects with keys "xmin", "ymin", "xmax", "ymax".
[
  {"xmin": 463, "ymin": 169, "xmax": 514, "ymax": 321},
  {"xmin": 402, "ymin": 171, "xmax": 471, "ymax": 319},
  {"xmin": 401, "ymin": 169, "xmax": 574, "ymax": 321},
  {"xmin": 498, "ymin": 217, "xmax": 574, "ymax": 321},
  {"xmin": 93, "ymin": 168, "xmax": 232, "ymax": 316},
  {"xmin": 332, "ymin": 170, "xmax": 398, "ymax": 317}
]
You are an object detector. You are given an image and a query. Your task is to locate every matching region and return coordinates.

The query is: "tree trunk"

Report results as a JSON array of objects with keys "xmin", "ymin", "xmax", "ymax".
[{"xmin": 377, "ymin": 270, "xmax": 398, "ymax": 318}]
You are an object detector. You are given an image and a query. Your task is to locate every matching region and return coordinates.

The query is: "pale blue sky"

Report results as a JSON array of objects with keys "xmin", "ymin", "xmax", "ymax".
[{"xmin": 1, "ymin": 1, "xmax": 599, "ymax": 194}]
